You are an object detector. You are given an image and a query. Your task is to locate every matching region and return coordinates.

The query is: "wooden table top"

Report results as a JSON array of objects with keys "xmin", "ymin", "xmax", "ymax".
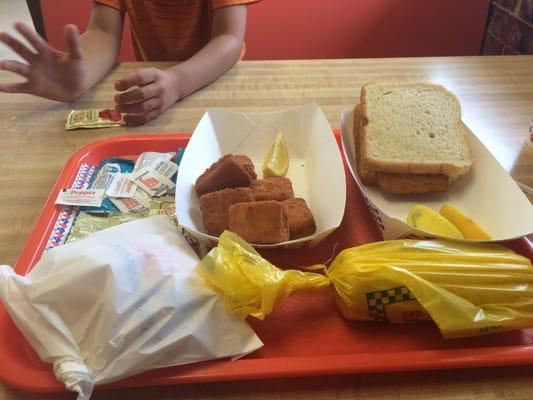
[{"xmin": 1, "ymin": 55, "xmax": 532, "ymax": 400}]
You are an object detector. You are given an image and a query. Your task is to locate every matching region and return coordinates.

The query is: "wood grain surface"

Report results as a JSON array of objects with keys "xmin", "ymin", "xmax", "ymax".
[{"xmin": 0, "ymin": 55, "xmax": 532, "ymax": 399}]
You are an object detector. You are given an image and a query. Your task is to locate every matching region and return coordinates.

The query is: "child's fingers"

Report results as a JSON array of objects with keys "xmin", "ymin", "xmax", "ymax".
[
  {"xmin": 124, "ymin": 109, "xmax": 160, "ymax": 126},
  {"xmin": 14, "ymin": 22, "xmax": 49, "ymax": 54},
  {"xmin": 115, "ymin": 68, "xmax": 158, "ymax": 91},
  {"xmin": 64, "ymin": 25, "xmax": 83, "ymax": 60},
  {"xmin": 0, "ymin": 60, "xmax": 30, "ymax": 77},
  {"xmin": 0, "ymin": 81, "xmax": 28, "ymax": 94},
  {"xmin": 114, "ymin": 83, "xmax": 159, "ymax": 104},
  {"xmin": 116, "ymin": 97, "xmax": 161, "ymax": 114},
  {"xmin": 0, "ymin": 31, "xmax": 36, "ymax": 62}
]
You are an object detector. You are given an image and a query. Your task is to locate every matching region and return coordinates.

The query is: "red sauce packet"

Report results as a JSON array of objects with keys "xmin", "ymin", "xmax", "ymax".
[{"xmin": 66, "ymin": 108, "xmax": 124, "ymax": 130}]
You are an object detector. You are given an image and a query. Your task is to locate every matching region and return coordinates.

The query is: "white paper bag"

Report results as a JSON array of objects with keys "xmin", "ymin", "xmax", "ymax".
[{"xmin": 0, "ymin": 216, "xmax": 263, "ymax": 399}]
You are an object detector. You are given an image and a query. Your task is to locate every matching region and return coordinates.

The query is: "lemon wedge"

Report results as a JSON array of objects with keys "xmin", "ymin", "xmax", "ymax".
[
  {"xmin": 263, "ymin": 132, "xmax": 289, "ymax": 177},
  {"xmin": 439, "ymin": 204, "xmax": 491, "ymax": 240},
  {"xmin": 406, "ymin": 204, "xmax": 464, "ymax": 239}
]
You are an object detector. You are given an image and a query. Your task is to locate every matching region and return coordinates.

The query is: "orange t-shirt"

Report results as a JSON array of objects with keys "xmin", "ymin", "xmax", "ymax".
[{"xmin": 94, "ymin": 0, "xmax": 258, "ymax": 61}]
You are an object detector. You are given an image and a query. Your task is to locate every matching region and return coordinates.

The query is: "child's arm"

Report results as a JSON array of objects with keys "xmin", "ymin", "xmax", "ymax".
[
  {"xmin": 0, "ymin": 4, "xmax": 122, "ymax": 102},
  {"xmin": 114, "ymin": 5, "xmax": 247, "ymax": 125}
]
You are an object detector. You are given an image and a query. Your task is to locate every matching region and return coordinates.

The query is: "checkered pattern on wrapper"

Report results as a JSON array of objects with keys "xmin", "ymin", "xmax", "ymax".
[
  {"xmin": 45, "ymin": 164, "xmax": 98, "ymax": 250},
  {"xmin": 366, "ymin": 286, "xmax": 415, "ymax": 322}
]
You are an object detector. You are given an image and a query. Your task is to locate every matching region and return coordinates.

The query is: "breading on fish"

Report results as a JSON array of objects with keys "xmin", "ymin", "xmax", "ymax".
[
  {"xmin": 282, "ymin": 198, "xmax": 316, "ymax": 239},
  {"xmin": 228, "ymin": 200, "xmax": 289, "ymax": 244},
  {"xmin": 251, "ymin": 177, "xmax": 294, "ymax": 201},
  {"xmin": 195, "ymin": 154, "xmax": 256, "ymax": 196},
  {"xmin": 199, "ymin": 187, "xmax": 254, "ymax": 235}
]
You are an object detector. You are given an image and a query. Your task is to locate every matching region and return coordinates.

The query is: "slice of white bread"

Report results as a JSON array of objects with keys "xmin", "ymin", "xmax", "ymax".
[
  {"xmin": 353, "ymin": 104, "xmax": 451, "ymax": 194},
  {"xmin": 353, "ymin": 104, "xmax": 378, "ymax": 185},
  {"xmin": 360, "ymin": 82, "xmax": 472, "ymax": 178}
]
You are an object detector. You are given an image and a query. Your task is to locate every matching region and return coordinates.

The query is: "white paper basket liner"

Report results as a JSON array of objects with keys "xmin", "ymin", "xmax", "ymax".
[
  {"xmin": 339, "ymin": 107, "xmax": 533, "ymax": 242},
  {"xmin": 176, "ymin": 104, "xmax": 346, "ymax": 249}
]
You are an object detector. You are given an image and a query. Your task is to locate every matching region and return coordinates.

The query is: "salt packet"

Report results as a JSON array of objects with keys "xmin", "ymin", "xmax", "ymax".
[
  {"xmin": 66, "ymin": 108, "xmax": 124, "ymax": 130},
  {"xmin": 81, "ymin": 158, "xmax": 135, "ymax": 214},
  {"xmin": 130, "ymin": 159, "xmax": 178, "ymax": 196},
  {"xmin": 133, "ymin": 152, "xmax": 174, "ymax": 172}
]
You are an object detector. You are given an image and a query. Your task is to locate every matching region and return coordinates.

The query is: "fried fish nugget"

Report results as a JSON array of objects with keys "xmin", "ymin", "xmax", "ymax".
[
  {"xmin": 282, "ymin": 198, "xmax": 316, "ymax": 239},
  {"xmin": 195, "ymin": 155, "xmax": 257, "ymax": 197},
  {"xmin": 228, "ymin": 200, "xmax": 289, "ymax": 244},
  {"xmin": 232, "ymin": 155, "xmax": 257, "ymax": 180},
  {"xmin": 199, "ymin": 188, "xmax": 254, "ymax": 235},
  {"xmin": 251, "ymin": 177, "xmax": 294, "ymax": 201}
]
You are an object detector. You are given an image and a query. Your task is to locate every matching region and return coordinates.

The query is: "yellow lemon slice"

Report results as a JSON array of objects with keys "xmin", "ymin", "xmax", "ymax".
[
  {"xmin": 406, "ymin": 204, "xmax": 464, "ymax": 239},
  {"xmin": 439, "ymin": 204, "xmax": 492, "ymax": 240},
  {"xmin": 263, "ymin": 132, "xmax": 289, "ymax": 177}
]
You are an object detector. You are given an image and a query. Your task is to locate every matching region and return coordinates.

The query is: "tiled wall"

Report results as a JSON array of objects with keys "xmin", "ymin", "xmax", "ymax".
[{"xmin": 482, "ymin": 0, "xmax": 533, "ymax": 54}]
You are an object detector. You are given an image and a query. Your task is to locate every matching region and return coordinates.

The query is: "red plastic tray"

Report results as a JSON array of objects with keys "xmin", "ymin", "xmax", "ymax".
[{"xmin": 1, "ymin": 132, "xmax": 532, "ymax": 393}]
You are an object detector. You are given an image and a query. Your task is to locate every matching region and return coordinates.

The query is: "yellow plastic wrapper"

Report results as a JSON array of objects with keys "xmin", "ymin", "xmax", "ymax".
[
  {"xmin": 196, "ymin": 231, "xmax": 330, "ymax": 319},
  {"xmin": 327, "ymin": 240, "xmax": 533, "ymax": 338},
  {"xmin": 196, "ymin": 232, "xmax": 533, "ymax": 339}
]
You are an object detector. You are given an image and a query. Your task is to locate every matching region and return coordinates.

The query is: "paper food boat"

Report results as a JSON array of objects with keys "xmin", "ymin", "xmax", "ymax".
[
  {"xmin": 176, "ymin": 103, "xmax": 346, "ymax": 249},
  {"xmin": 340, "ymin": 107, "xmax": 533, "ymax": 242}
]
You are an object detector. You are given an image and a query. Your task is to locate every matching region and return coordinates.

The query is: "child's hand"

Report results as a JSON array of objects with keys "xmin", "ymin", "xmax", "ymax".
[
  {"xmin": 0, "ymin": 23, "xmax": 88, "ymax": 102},
  {"xmin": 114, "ymin": 68, "xmax": 180, "ymax": 125}
]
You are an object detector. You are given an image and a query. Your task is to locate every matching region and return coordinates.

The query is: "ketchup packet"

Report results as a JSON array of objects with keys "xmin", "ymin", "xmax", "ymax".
[
  {"xmin": 66, "ymin": 108, "xmax": 124, "ymax": 130},
  {"xmin": 527, "ymin": 118, "xmax": 533, "ymax": 149}
]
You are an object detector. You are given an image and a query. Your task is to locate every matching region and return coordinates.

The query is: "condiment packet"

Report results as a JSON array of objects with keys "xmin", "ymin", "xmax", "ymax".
[
  {"xmin": 526, "ymin": 118, "xmax": 533, "ymax": 149},
  {"xmin": 105, "ymin": 173, "xmax": 136, "ymax": 198},
  {"xmin": 148, "ymin": 195, "xmax": 176, "ymax": 217},
  {"xmin": 93, "ymin": 163, "xmax": 121, "ymax": 189},
  {"xmin": 176, "ymin": 147, "xmax": 185, "ymax": 166},
  {"xmin": 81, "ymin": 158, "xmax": 135, "ymax": 214},
  {"xmin": 133, "ymin": 152, "xmax": 174, "ymax": 172},
  {"xmin": 55, "ymin": 189, "xmax": 106, "ymax": 207},
  {"xmin": 109, "ymin": 189, "xmax": 151, "ymax": 213},
  {"xmin": 130, "ymin": 160, "xmax": 178, "ymax": 196},
  {"xmin": 65, "ymin": 108, "xmax": 124, "ymax": 130}
]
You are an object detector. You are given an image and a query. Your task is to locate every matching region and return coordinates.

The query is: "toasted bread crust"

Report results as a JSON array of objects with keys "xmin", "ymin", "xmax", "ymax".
[
  {"xmin": 354, "ymin": 104, "xmax": 378, "ymax": 185},
  {"xmin": 376, "ymin": 173, "xmax": 450, "ymax": 194}
]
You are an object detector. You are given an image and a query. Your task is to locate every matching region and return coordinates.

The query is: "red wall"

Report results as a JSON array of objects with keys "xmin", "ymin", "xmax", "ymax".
[
  {"xmin": 245, "ymin": 0, "xmax": 490, "ymax": 59},
  {"xmin": 41, "ymin": 0, "xmax": 134, "ymax": 61},
  {"xmin": 41, "ymin": 0, "xmax": 489, "ymax": 60}
]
